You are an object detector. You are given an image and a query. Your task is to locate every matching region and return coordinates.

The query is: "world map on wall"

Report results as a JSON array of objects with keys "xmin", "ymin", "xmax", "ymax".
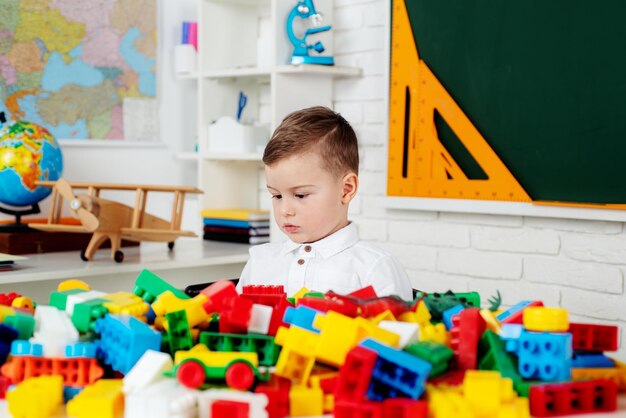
[{"xmin": 0, "ymin": 0, "xmax": 157, "ymax": 140}]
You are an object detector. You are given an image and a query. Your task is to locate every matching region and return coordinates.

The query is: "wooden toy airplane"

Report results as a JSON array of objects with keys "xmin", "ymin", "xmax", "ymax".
[{"xmin": 31, "ymin": 178, "xmax": 202, "ymax": 262}]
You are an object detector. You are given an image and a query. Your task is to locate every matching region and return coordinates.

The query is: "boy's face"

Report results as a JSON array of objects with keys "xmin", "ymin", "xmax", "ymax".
[{"xmin": 265, "ymin": 151, "xmax": 357, "ymax": 244}]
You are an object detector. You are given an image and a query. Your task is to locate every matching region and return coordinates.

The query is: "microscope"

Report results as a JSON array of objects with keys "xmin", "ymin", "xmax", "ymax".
[{"xmin": 286, "ymin": 0, "xmax": 334, "ymax": 65}]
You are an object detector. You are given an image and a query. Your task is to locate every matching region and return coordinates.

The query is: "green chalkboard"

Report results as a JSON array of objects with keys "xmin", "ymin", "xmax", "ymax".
[{"xmin": 404, "ymin": 0, "xmax": 626, "ymax": 204}]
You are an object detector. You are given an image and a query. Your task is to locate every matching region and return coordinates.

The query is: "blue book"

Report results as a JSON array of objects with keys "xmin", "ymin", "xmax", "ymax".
[
  {"xmin": 203, "ymin": 218, "xmax": 270, "ymax": 229},
  {"xmin": 182, "ymin": 21, "xmax": 190, "ymax": 44}
]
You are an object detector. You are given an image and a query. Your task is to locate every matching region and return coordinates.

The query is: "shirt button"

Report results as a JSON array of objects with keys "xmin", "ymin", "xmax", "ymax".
[
  {"xmin": 297, "ymin": 259, "xmax": 305, "ymax": 265},
  {"xmin": 304, "ymin": 245, "xmax": 312, "ymax": 252}
]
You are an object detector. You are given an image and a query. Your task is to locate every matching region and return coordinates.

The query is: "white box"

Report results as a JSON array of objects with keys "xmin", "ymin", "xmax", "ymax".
[
  {"xmin": 208, "ymin": 116, "xmax": 269, "ymax": 154},
  {"xmin": 174, "ymin": 44, "xmax": 196, "ymax": 74}
]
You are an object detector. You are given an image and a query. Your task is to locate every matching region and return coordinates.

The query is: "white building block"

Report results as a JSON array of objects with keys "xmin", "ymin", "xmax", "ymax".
[
  {"xmin": 123, "ymin": 350, "xmax": 173, "ymax": 394},
  {"xmin": 248, "ymin": 304, "xmax": 273, "ymax": 335},
  {"xmin": 125, "ymin": 379, "xmax": 197, "ymax": 418},
  {"xmin": 197, "ymin": 389, "xmax": 268, "ymax": 418},
  {"xmin": 31, "ymin": 305, "xmax": 79, "ymax": 357},
  {"xmin": 377, "ymin": 320, "xmax": 419, "ymax": 348},
  {"xmin": 66, "ymin": 290, "xmax": 107, "ymax": 315}
]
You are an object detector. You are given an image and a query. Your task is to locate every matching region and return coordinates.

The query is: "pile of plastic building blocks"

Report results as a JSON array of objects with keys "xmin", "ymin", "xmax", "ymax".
[{"xmin": 0, "ymin": 270, "xmax": 624, "ymax": 418}]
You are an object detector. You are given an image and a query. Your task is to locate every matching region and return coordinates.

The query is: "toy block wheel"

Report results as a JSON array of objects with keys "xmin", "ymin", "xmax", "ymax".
[
  {"xmin": 176, "ymin": 360, "xmax": 206, "ymax": 389},
  {"xmin": 225, "ymin": 362, "xmax": 256, "ymax": 391}
]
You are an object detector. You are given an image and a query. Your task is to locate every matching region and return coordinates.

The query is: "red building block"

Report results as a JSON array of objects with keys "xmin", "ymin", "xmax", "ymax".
[
  {"xmin": 569, "ymin": 323, "xmax": 619, "ymax": 352},
  {"xmin": 241, "ymin": 285, "xmax": 287, "ymax": 307},
  {"xmin": 255, "ymin": 375, "xmax": 291, "ymax": 418},
  {"xmin": 201, "ymin": 280, "xmax": 238, "ymax": 313},
  {"xmin": 0, "ymin": 292, "xmax": 20, "ymax": 307},
  {"xmin": 347, "ymin": 286, "xmax": 378, "ymax": 300},
  {"xmin": 427, "ymin": 370, "xmax": 466, "ymax": 387},
  {"xmin": 359, "ymin": 296, "xmax": 411, "ymax": 318},
  {"xmin": 335, "ymin": 346, "xmax": 378, "ymax": 401},
  {"xmin": 382, "ymin": 398, "xmax": 428, "ymax": 418},
  {"xmin": 268, "ymin": 298, "xmax": 293, "ymax": 337},
  {"xmin": 219, "ymin": 296, "xmax": 254, "ymax": 334},
  {"xmin": 211, "ymin": 400, "xmax": 249, "ymax": 418},
  {"xmin": 0, "ymin": 376, "xmax": 10, "ymax": 399},
  {"xmin": 449, "ymin": 308, "xmax": 486, "ymax": 371},
  {"xmin": 530, "ymin": 379, "xmax": 618, "ymax": 417},
  {"xmin": 334, "ymin": 400, "xmax": 383, "ymax": 418},
  {"xmin": 1, "ymin": 356, "xmax": 103, "ymax": 387}
]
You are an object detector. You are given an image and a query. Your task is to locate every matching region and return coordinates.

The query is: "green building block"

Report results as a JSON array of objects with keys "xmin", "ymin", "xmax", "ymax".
[
  {"xmin": 133, "ymin": 269, "xmax": 189, "ymax": 303},
  {"xmin": 3, "ymin": 312, "xmax": 35, "ymax": 340},
  {"xmin": 477, "ymin": 330, "xmax": 535, "ymax": 396},
  {"xmin": 303, "ymin": 292, "xmax": 325, "ymax": 298},
  {"xmin": 405, "ymin": 341, "xmax": 454, "ymax": 377},
  {"xmin": 422, "ymin": 290, "xmax": 481, "ymax": 322},
  {"xmin": 71, "ymin": 299, "xmax": 109, "ymax": 333},
  {"xmin": 48, "ymin": 288, "xmax": 87, "ymax": 310},
  {"xmin": 164, "ymin": 310, "xmax": 193, "ymax": 354},
  {"xmin": 199, "ymin": 331, "xmax": 281, "ymax": 366}
]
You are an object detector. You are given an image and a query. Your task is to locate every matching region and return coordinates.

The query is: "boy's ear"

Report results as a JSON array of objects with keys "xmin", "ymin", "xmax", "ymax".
[{"xmin": 341, "ymin": 172, "xmax": 359, "ymax": 204}]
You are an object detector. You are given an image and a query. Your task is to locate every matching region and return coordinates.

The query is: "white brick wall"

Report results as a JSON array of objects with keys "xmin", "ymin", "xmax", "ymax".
[{"xmin": 334, "ymin": 0, "xmax": 626, "ymax": 361}]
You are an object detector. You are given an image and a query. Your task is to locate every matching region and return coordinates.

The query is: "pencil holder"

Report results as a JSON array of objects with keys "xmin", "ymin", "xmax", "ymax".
[
  {"xmin": 174, "ymin": 44, "xmax": 197, "ymax": 74},
  {"xmin": 208, "ymin": 117, "xmax": 269, "ymax": 154}
]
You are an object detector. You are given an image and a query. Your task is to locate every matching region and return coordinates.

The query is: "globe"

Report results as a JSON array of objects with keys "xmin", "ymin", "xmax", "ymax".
[{"xmin": 0, "ymin": 120, "xmax": 63, "ymax": 207}]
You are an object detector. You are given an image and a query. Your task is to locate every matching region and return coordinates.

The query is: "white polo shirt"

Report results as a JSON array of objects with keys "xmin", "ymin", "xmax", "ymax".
[{"xmin": 236, "ymin": 223, "xmax": 413, "ymax": 300}]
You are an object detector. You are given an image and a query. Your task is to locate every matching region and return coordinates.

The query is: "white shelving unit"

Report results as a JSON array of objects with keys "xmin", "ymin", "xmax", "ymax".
[{"xmin": 176, "ymin": 0, "xmax": 361, "ymax": 223}]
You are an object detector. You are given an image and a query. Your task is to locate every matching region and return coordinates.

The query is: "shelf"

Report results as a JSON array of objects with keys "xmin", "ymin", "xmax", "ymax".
[
  {"xmin": 176, "ymin": 72, "xmax": 199, "ymax": 80},
  {"xmin": 0, "ymin": 239, "xmax": 250, "ymax": 286},
  {"xmin": 200, "ymin": 65, "xmax": 361, "ymax": 80},
  {"xmin": 201, "ymin": 152, "xmax": 263, "ymax": 161},
  {"xmin": 176, "ymin": 152, "xmax": 200, "ymax": 161}
]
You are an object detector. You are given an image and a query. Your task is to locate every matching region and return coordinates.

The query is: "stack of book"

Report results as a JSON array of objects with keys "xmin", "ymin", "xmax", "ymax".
[{"xmin": 201, "ymin": 209, "xmax": 270, "ymax": 245}]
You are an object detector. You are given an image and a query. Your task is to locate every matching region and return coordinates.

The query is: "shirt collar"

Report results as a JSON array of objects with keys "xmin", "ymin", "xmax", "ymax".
[{"xmin": 281, "ymin": 222, "xmax": 359, "ymax": 258}]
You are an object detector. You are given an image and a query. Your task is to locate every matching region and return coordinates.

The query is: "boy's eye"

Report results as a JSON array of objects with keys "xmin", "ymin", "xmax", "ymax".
[
  {"xmin": 271, "ymin": 194, "xmax": 282, "ymax": 200},
  {"xmin": 295, "ymin": 194, "xmax": 307, "ymax": 199}
]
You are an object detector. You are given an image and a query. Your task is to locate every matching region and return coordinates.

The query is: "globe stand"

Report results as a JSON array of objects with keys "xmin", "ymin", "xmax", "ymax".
[{"xmin": 0, "ymin": 204, "xmax": 40, "ymax": 233}]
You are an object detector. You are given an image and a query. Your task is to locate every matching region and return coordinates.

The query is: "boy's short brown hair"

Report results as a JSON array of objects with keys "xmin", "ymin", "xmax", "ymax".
[{"xmin": 263, "ymin": 106, "xmax": 359, "ymax": 176}]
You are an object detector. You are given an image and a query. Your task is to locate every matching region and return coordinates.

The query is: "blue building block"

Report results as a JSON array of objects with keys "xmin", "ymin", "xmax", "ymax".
[
  {"xmin": 0, "ymin": 324, "xmax": 19, "ymax": 362},
  {"xmin": 63, "ymin": 386, "xmax": 83, "ymax": 402},
  {"xmin": 442, "ymin": 305, "xmax": 464, "ymax": 330},
  {"xmin": 496, "ymin": 300, "xmax": 534, "ymax": 323},
  {"xmin": 501, "ymin": 324, "xmax": 523, "ymax": 353},
  {"xmin": 282, "ymin": 305, "xmax": 322, "ymax": 333},
  {"xmin": 517, "ymin": 330, "xmax": 572, "ymax": 382},
  {"xmin": 10, "ymin": 340, "xmax": 43, "ymax": 357},
  {"xmin": 572, "ymin": 352, "xmax": 615, "ymax": 368},
  {"xmin": 360, "ymin": 338, "xmax": 431, "ymax": 400},
  {"xmin": 65, "ymin": 342, "xmax": 97, "ymax": 358},
  {"xmin": 94, "ymin": 314, "xmax": 162, "ymax": 374}
]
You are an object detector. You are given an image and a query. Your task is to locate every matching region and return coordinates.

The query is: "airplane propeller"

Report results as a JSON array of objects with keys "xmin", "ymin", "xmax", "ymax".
[{"xmin": 56, "ymin": 178, "xmax": 100, "ymax": 232}]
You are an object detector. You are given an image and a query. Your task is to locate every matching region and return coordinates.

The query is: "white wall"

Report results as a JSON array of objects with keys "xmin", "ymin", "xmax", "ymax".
[{"xmin": 333, "ymin": 0, "xmax": 626, "ymax": 361}]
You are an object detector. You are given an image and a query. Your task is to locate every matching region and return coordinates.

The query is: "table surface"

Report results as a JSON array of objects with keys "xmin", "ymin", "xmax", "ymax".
[{"xmin": 0, "ymin": 238, "xmax": 251, "ymax": 285}]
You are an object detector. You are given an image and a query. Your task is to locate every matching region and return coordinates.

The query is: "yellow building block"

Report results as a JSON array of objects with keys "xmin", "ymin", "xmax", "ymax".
[
  {"xmin": 419, "ymin": 322, "xmax": 449, "ymax": 345},
  {"xmin": 151, "ymin": 291, "xmax": 209, "ymax": 329},
  {"xmin": 7, "ymin": 375, "xmax": 63, "ymax": 418},
  {"xmin": 57, "ymin": 279, "xmax": 91, "ymax": 292},
  {"xmin": 572, "ymin": 367, "xmax": 625, "ymax": 390},
  {"xmin": 66, "ymin": 379, "xmax": 124, "ymax": 418},
  {"xmin": 427, "ymin": 384, "xmax": 473, "ymax": 418},
  {"xmin": 313, "ymin": 311, "xmax": 399, "ymax": 367},
  {"xmin": 174, "ymin": 344, "xmax": 258, "ymax": 368},
  {"xmin": 274, "ymin": 326, "xmax": 318, "ymax": 384},
  {"xmin": 289, "ymin": 384, "xmax": 324, "ymax": 417},
  {"xmin": 480, "ymin": 309, "xmax": 501, "ymax": 334},
  {"xmin": 371, "ymin": 309, "xmax": 396, "ymax": 323},
  {"xmin": 308, "ymin": 370, "xmax": 337, "ymax": 413},
  {"xmin": 102, "ymin": 292, "xmax": 149, "ymax": 317},
  {"xmin": 292, "ymin": 287, "xmax": 310, "ymax": 303},
  {"xmin": 464, "ymin": 371, "xmax": 515, "ymax": 417},
  {"xmin": 0, "ymin": 305, "xmax": 15, "ymax": 321},
  {"xmin": 11, "ymin": 296, "xmax": 34, "ymax": 313},
  {"xmin": 522, "ymin": 307, "xmax": 568, "ymax": 332}
]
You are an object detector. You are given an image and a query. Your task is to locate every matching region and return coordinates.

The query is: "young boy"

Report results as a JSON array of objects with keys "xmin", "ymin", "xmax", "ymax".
[{"xmin": 236, "ymin": 106, "xmax": 413, "ymax": 300}]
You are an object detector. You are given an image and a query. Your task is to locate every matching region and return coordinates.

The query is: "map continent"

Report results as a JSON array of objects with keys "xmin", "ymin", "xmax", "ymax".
[{"xmin": 0, "ymin": 0, "xmax": 156, "ymax": 140}]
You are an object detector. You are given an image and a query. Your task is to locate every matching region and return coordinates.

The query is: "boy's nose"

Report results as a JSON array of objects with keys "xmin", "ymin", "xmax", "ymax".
[{"xmin": 280, "ymin": 203, "xmax": 295, "ymax": 217}]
